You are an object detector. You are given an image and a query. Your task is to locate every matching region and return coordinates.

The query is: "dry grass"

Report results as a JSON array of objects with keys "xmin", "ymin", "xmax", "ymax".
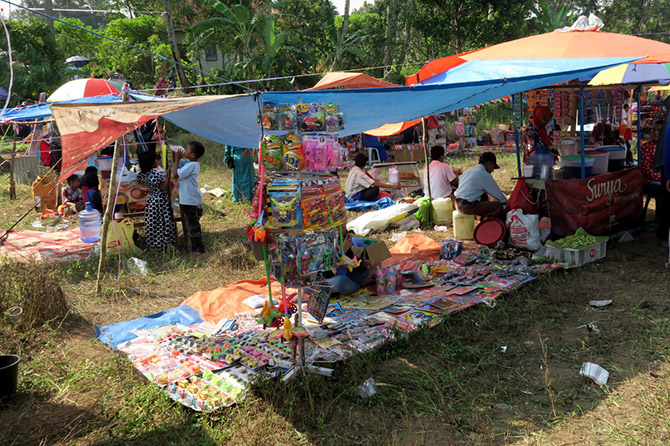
[{"xmin": 0, "ymin": 150, "xmax": 669, "ymax": 445}]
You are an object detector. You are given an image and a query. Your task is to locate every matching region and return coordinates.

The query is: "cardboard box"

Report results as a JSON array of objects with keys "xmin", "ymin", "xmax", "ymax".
[
  {"xmin": 498, "ymin": 123, "xmax": 513, "ymax": 132},
  {"xmin": 352, "ymin": 240, "xmax": 392, "ymax": 264}
]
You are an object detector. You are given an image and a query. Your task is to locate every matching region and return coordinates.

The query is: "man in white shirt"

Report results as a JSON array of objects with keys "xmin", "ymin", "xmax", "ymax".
[
  {"xmin": 345, "ymin": 153, "xmax": 401, "ymax": 201},
  {"xmin": 454, "ymin": 152, "xmax": 507, "ymax": 220},
  {"xmin": 423, "ymin": 145, "xmax": 461, "ymax": 199}
]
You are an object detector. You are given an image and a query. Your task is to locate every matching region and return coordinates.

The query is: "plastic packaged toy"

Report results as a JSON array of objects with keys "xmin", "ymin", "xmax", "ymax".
[
  {"xmin": 282, "ymin": 134, "xmax": 304, "ymax": 171},
  {"xmin": 298, "ymin": 103, "xmax": 326, "ymax": 132},
  {"xmin": 268, "ymin": 180, "xmax": 301, "ymax": 229},
  {"xmin": 325, "ymin": 104, "xmax": 339, "ymax": 132},
  {"xmin": 261, "ymin": 135, "xmax": 284, "ymax": 170},
  {"xmin": 303, "ymin": 135, "xmax": 330, "ymax": 171},
  {"xmin": 301, "ymin": 180, "xmax": 329, "ymax": 229},
  {"xmin": 278, "ymin": 104, "xmax": 298, "ymax": 131},
  {"xmin": 260, "ymin": 102, "xmax": 278, "ymax": 130},
  {"xmin": 323, "ymin": 177, "xmax": 346, "ymax": 224}
]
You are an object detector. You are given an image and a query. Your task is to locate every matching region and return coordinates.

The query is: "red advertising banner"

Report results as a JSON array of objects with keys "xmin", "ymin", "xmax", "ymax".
[{"xmin": 545, "ymin": 167, "xmax": 643, "ymax": 238}]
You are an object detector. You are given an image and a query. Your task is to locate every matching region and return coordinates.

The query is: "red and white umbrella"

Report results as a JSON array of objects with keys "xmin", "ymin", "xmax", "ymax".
[{"xmin": 47, "ymin": 78, "xmax": 120, "ymax": 102}]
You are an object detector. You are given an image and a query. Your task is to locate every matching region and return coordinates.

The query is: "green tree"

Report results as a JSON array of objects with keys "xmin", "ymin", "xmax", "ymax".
[
  {"xmin": 533, "ymin": 0, "xmax": 574, "ymax": 32},
  {"xmin": 95, "ymin": 15, "xmax": 168, "ymax": 87},
  {"xmin": 54, "ymin": 18, "xmax": 98, "ymax": 59},
  {"xmin": 0, "ymin": 19, "xmax": 66, "ymax": 103}
]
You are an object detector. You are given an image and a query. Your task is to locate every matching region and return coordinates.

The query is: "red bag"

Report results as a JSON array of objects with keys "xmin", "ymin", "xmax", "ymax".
[{"xmin": 507, "ymin": 179, "xmax": 537, "ymax": 214}]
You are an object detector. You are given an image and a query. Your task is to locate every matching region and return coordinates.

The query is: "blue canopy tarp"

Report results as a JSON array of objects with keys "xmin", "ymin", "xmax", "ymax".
[
  {"xmin": 0, "ymin": 87, "xmax": 7, "ymax": 101},
  {"xmin": 0, "ymin": 92, "xmax": 158, "ymax": 122}
]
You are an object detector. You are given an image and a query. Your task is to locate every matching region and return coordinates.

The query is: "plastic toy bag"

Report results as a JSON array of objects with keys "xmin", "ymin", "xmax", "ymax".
[
  {"xmin": 260, "ymin": 102, "xmax": 278, "ymax": 130},
  {"xmin": 282, "ymin": 134, "xmax": 304, "ymax": 171},
  {"xmin": 261, "ymin": 135, "xmax": 284, "ymax": 170},
  {"xmin": 303, "ymin": 135, "xmax": 329, "ymax": 171},
  {"xmin": 301, "ymin": 181, "xmax": 329, "ymax": 229},
  {"xmin": 297, "ymin": 103, "xmax": 326, "ymax": 132},
  {"xmin": 278, "ymin": 104, "xmax": 297, "ymax": 131},
  {"xmin": 506, "ymin": 209, "xmax": 541, "ymax": 251},
  {"xmin": 268, "ymin": 181, "xmax": 301, "ymax": 229},
  {"xmin": 325, "ymin": 104, "xmax": 339, "ymax": 132}
]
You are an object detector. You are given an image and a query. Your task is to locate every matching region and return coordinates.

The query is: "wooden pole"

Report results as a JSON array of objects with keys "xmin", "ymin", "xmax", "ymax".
[
  {"xmin": 96, "ymin": 86, "xmax": 129, "ymax": 294},
  {"xmin": 9, "ymin": 134, "xmax": 16, "ymax": 200},
  {"xmin": 422, "ymin": 118, "xmax": 432, "ymax": 225}
]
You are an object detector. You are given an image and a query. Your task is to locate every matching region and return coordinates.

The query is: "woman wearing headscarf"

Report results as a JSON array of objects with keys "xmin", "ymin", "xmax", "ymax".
[{"xmin": 524, "ymin": 105, "xmax": 557, "ymax": 162}]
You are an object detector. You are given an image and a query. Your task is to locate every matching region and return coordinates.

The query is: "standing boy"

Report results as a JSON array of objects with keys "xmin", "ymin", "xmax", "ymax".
[{"xmin": 174, "ymin": 141, "xmax": 206, "ymax": 254}]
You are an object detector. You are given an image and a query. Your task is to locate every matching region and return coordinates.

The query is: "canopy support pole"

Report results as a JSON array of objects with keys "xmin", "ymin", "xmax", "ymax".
[
  {"xmin": 636, "ymin": 85, "xmax": 642, "ymax": 162},
  {"xmin": 579, "ymin": 86, "xmax": 586, "ymax": 179},
  {"xmin": 513, "ymin": 94, "xmax": 521, "ymax": 177},
  {"xmin": 9, "ymin": 133, "xmax": 16, "ymax": 200},
  {"xmin": 96, "ymin": 86, "xmax": 129, "ymax": 295},
  {"xmin": 422, "ymin": 118, "xmax": 432, "ymax": 224}
]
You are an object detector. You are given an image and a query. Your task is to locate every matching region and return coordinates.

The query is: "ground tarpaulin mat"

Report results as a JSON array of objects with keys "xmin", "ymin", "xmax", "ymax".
[
  {"xmin": 344, "ymin": 196, "xmax": 395, "ymax": 212},
  {"xmin": 95, "ymin": 246, "xmax": 565, "ymax": 412},
  {"xmin": 0, "ymin": 228, "xmax": 94, "ymax": 263}
]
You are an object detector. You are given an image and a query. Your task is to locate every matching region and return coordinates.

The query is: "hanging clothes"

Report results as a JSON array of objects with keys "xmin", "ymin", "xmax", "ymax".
[{"xmin": 225, "ymin": 145, "xmax": 254, "ymax": 203}]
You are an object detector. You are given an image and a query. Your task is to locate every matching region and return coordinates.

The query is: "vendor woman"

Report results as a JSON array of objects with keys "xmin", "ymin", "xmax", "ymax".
[
  {"xmin": 344, "ymin": 153, "xmax": 401, "ymax": 202},
  {"xmin": 525, "ymin": 105, "xmax": 558, "ymax": 161}
]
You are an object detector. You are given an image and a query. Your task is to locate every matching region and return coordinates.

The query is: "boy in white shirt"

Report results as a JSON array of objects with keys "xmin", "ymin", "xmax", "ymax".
[{"xmin": 173, "ymin": 141, "xmax": 206, "ymax": 254}]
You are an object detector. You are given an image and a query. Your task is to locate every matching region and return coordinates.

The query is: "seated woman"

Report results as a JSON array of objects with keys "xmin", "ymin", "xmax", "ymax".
[
  {"xmin": 344, "ymin": 153, "xmax": 400, "ymax": 202},
  {"xmin": 323, "ymin": 232, "xmax": 372, "ymax": 297}
]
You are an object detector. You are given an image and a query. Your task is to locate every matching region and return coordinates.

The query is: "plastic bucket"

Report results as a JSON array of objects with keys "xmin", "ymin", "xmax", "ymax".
[
  {"xmin": 560, "ymin": 139, "xmax": 578, "ymax": 156},
  {"xmin": 562, "ymin": 155, "xmax": 594, "ymax": 179},
  {"xmin": 585, "ymin": 150, "xmax": 610, "ymax": 175},
  {"xmin": 523, "ymin": 165, "xmax": 534, "ymax": 177},
  {"xmin": 432, "ymin": 198, "xmax": 454, "ymax": 225},
  {"xmin": 0, "ymin": 355, "xmax": 20, "ymax": 400},
  {"xmin": 598, "ymin": 146, "xmax": 626, "ymax": 172},
  {"xmin": 452, "ymin": 210, "xmax": 475, "ymax": 240}
]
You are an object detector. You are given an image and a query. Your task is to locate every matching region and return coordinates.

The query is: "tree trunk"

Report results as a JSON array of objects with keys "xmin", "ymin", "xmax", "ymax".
[
  {"xmin": 163, "ymin": 0, "xmax": 191, "ymax": 90},
  {"xmin": 331, "ymin": 0, "xmax": 351, "ymax": 71},
  {"xmin": 383, "ymin": 0, "xmax": 396, "ymax": 76},
  {"xmin": 44, "ymin": 0, "xmax": 55, "ymax": 36}
]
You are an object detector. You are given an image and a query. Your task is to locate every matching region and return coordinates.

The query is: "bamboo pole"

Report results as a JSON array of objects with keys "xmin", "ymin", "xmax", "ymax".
[
  {"xmin": 9, "ymin": 133, "xmax": 16, "ymax": 200},
  {"xmin": 422, "ymin": 118, "xmax": 432, "ymax": 225},
  {"xmin": 96, "ymin": 86, "xmax": 129, "ymax": 295}
]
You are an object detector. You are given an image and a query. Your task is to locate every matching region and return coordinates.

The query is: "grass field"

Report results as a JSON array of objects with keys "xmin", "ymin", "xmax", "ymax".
[{"xmin": 1, "ymin": 147, "xmax": 669, "ymax": 446}]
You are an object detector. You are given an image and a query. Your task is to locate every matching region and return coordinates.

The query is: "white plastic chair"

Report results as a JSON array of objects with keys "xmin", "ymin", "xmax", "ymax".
[{"xmin": 366, "ymin": 147, "xmax": 381, "ymax": 165}]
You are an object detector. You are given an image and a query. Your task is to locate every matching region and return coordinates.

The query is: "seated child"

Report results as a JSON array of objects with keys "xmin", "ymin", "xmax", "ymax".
[
  {"xmin": 323, "ymin": 232, "xmax": 372, "ymax": 297},
  {"xmin": 80, "ymin": 166, "xmax": 103, "ymax": 213},
  {"xmin": 61, "ymin": 174, "xmax": 83, "ymax": 215}
]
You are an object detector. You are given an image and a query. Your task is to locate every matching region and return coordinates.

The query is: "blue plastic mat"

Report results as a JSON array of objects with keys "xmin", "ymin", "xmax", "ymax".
[
  {"xmin": 345, "ymin": 196, "xmax": 394, "ymax": 212},
  {"xmin": 96, "ymin": 304, "xmax": 202, "ymax": 347}
]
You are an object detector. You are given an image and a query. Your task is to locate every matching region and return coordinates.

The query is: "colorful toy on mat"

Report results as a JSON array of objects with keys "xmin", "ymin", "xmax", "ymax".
[
  {"xmin": 282, "ymin": 134, "xmax": 305, "ymax": 171},
  {"xmin": 278, "ymin": 104, "xmax": 298, "ymax": 131},
  {"xmin": 256, "ymin": 299, "xmax": 285, "ymax": 328},
  {"xmin": 338, "ymin": 255, "xmax": 361, "ymax": 274},
  {"xmin": 261, "ymin": 135, "xmax": 284, "ymax": 170}
]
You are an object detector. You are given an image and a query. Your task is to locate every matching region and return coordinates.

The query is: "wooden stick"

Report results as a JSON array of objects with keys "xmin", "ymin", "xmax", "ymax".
[
  {"xmin": 96, "ymin": 86, "xmax": 129, "ymax": 295},
  {"xmin": 422, "ymin": 117, "xmax": 432, "ymax": 225},
  {"xmin": 9, "ymin": 133, "xmax": 16, "ymax": 200}
]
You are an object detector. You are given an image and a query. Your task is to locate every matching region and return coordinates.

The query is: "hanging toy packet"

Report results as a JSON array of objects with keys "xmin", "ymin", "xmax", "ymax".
[
  {"xmin": 261, "ymin": 135, "xmax": 284, "ymax": 170},
  {"xmin": 324, "ymin": 176, "xmax": 346, "ymax": 225},
  {"xmin": 298, "ymin": 103, "xmax": 326, "ymax": 132},
  {"xmin": 282, "ymin": 134, "xmax": 304, "ymax": 171},
  {"xmin": 301, "ymin": 180, "xmax": 329, "ymax": 230},
  {"xmin": 303, "ymin": 135, "xmax": 329, "ymax": 171},
  {"xmin": 260, "ymin": 102, "xmax": 278, "ymax": 130},
  {"xmin": 325, "ymin": 104, "xmax": 339, "ymax": 132},
  {"xmin": 278, "ymin": 104, "xmax": 298, "ymax": 131},
  {"xmin": 267, "ymin": 180, "xmax": 301, "ymax": 229}
]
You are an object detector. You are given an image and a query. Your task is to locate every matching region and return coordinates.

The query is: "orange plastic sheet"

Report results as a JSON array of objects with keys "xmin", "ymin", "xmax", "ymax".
[
  {"xmin": 305, "ymin": 72, "xmax": 399, "ymax": 90},
  {"xmin": 383, "ymin": 233, "xmax": 442, "ymax": 267},
  {"xmin": 182, "ymin": 278, "xmax": 295, "ymax": 324}
]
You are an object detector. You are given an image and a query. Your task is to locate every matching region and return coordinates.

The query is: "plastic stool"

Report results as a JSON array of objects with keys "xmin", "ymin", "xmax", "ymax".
[{"xmin": 366, "ymin": 147, "xmax": 381, "ymax": 165}]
